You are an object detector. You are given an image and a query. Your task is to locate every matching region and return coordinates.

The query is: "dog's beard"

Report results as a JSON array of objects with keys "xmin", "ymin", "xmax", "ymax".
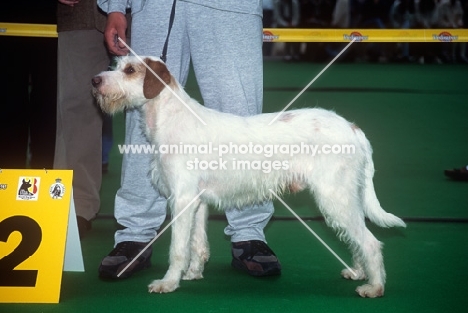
[{"xmin": 93, "ymin": 90, "xmax": 131, "ymax": 114}]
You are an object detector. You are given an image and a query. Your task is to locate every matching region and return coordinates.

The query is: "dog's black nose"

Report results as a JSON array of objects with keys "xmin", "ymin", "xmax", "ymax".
[{"xmin": 92, "ymin": 76, "xmax": 102, "ymax": 87}]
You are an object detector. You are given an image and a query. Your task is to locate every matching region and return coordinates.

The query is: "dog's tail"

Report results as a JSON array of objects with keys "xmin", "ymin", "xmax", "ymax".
[{"xmin": 356, "ymin": 127, "xmax": 406, "ymax": 228}]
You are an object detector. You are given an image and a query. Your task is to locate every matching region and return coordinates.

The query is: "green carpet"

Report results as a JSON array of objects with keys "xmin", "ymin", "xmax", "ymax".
[
  {"xmin": 2, "ymin": 61, "xmax": 467, "ymax": 312},
  {"xmin": 2, "ymin": 221, "xmax": 468, "ymax": 313}
]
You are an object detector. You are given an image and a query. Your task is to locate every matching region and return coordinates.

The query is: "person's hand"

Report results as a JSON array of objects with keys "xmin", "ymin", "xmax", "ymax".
[
  {"xmin": 104, "ymin": 12, "xmax": 129, "ymax": 55},
  {"xmin": 58, "ymin": 0, "xmax": 80, "ymax": 7}
]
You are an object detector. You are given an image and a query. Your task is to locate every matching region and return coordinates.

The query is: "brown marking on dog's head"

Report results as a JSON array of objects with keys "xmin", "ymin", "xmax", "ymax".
[{"xmin": 143, "ymin": 58, "xmax": 172, "ymax": 99}]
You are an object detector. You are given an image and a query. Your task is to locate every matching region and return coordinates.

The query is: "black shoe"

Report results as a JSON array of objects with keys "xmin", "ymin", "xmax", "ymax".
[
  {"xmin": 99, "ymin": 241, "xmax": 152, "ymax": 279},
  {"xmin": 231, "ymin": 240, "xmax": 281, "ymax": 277},
  {"xmin": 444, "ymin": 166, "xmax": 468, "ymax": 181}
]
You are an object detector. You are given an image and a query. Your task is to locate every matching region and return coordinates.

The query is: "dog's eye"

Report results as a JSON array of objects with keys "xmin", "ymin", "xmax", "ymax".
[{"xmin": 124, "ymin": 66, "xmax": 136, "ymax": 74}]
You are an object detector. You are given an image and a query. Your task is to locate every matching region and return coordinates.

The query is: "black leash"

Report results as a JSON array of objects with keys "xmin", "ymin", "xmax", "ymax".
[{"xmin": 160, "ymin": 0, "xmax": 177, "ymax": 63}]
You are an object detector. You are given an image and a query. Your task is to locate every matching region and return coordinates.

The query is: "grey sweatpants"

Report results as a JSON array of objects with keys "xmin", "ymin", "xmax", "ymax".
[{"xmin": 114, "ymin": 0, "xmax": 274, "ymax": 244}]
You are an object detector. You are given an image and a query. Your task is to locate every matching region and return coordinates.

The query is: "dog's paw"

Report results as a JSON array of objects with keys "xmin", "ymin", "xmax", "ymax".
[
  {"xmin": 341, "ymin": 268, "xmax": 367, "ymax": 280},
  {"xmin": 356, "ymin": 284, "xmax": 384, "ymax": 298},
  {"xmin": 148, "ymin": 279, "xmax": 179, "ymax": 293},
  {"xmin": 182, "ymin": 268, "xmax": 204, "ymax": 281}
]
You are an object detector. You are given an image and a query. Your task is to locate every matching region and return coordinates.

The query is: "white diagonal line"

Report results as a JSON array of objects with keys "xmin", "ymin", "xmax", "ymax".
[
  {"xmin": 117, "ymin": 189, "xmax": 206, "ymax": 278},
  {"xmin": 269, "ymin": 189, "xmax": 357, "ymax": 278},
  {"xmin": 268, "ymin": 39, "xmax": 356, "ymax": 125},
  {"xmin": 117, "ymin": 38, "xmax": 207, "ymax": 125}
]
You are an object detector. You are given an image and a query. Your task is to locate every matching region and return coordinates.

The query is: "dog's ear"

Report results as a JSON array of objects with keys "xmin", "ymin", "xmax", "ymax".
[{"xmin": 143, "ymin": 58, "xmax": 171, "ymax": 99}]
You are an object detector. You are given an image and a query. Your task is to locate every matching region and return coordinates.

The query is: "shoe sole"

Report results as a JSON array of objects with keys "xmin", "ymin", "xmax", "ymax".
[
  {"xmin": 99, "ymin": 260, "xmax": 152, "ymax": 280},
  {"xmin": 231, "ymin": 258, "xmax": 281, "ymax": 277}
]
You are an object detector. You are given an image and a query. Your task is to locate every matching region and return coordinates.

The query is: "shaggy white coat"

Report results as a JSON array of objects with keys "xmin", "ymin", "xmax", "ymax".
[{"xmin": 92, "ymin": 56, "xmax": 406, "ymax": 298}]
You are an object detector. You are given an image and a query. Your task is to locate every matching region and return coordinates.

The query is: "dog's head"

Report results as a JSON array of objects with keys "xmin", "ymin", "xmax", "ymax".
[
  {"xmin": 92, "ymin": 56, "xmax": 172, "ymax": 114},
  {"xmin": 20, "ymin": 179, "xmax": 31, "ymax": 190}
]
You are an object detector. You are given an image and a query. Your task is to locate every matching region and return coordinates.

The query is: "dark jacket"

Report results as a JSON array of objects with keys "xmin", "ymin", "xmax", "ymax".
[{"xmin": 57, "ymin": 0, "xmax": 107, "ymax": 32}]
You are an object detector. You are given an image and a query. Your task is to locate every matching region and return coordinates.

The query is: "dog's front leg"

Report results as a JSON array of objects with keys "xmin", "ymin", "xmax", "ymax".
[
  {"xmin": 148, "ymin": 196, "xmax": 199, "ymax": 293},
  {"xmin": 183, "ymin": 202, "xmax": 210, "ymax": 280}
]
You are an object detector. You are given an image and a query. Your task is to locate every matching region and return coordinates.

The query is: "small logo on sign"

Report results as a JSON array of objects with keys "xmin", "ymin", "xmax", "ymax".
[
  {"xmin": 17, "ymin": 177, "xmax": 40, "ymax": 200},
  {"xmin": 433, "ymin": 32, "xmax": 458, "ymax": 42},
  {"xmin": 0, "ymin": 183, "xmax": 7, "ymax": 190},
  {"xmin": 343, "ymin": 32, "xmax": 368, "ymax": 42},
  {"xmin": 49, "ymin": 178, "xmax": 66, "ymax": 199},
  {"xmin": 263, "ymin": 30, "xmax": 279, "ymax": 42}
]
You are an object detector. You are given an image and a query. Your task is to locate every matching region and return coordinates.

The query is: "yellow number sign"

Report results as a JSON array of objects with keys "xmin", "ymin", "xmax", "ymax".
[{"xmin": 0, "ymin": 169, "xmax": 73, "ymax": 303}]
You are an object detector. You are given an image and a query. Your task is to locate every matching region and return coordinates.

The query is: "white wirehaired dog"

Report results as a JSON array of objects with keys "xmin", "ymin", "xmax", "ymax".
[{"xmin": 92, "ymin": 56, "xmax": 405, "ymax": 298}]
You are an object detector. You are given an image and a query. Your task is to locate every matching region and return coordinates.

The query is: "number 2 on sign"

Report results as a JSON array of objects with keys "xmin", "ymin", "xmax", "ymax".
[{"xmin": 0, "ymin": 215, "xmax": 42, "ymax": 287}]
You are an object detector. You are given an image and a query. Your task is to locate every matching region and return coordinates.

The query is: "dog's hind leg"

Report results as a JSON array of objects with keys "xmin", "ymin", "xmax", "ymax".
[
  {"xmin": 311, "ymin": 169, "xmax": 385, "ymax": 298},
  {"xmin": 148, "ymin": 195, "xmax": 200, "ymax": 293},
  {"xmin": 183, "ymin": 202, "xmax": 210, "ymax": 280},
  {"xmin": 340, "ymin": 220, "xmax": 385, "ymax": 298},
  {"xmin": 320, "ymin": 198, "xmax": 385, "ymax": 297},
  {"xmin": 341, "ymin": 254, "xmax": 367, "ymax": 281},
  {"xmin": 350, "ymin": 230, "xmax": 385, "ymax": 298}
]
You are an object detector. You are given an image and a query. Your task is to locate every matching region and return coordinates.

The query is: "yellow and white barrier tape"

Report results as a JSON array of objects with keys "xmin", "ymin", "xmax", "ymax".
[
  {"xmin": 263, "ymin": 28, "xmax": 468, "ymax": 42},
  {"xmin": 0, "ymin": 23, "xmax": 57, "ymax": 38},
  {"xmin": 1, "ymin": 23, "xmax": 468, "ymax": 42}
]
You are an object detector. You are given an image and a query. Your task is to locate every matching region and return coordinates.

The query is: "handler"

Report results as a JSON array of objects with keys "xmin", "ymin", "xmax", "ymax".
[{"xmin": 97, "ymin": 0, "xmax": 282, "ymax": 279}]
